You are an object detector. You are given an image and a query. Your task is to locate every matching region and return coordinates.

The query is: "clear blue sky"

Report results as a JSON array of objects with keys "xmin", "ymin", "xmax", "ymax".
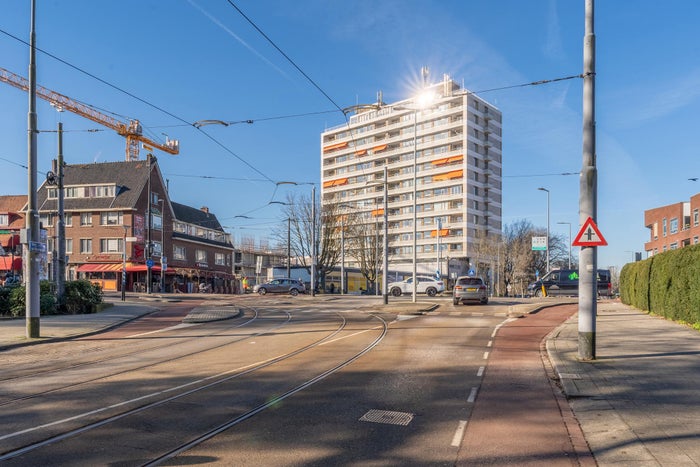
[{"xmin": 2, "ymin": 1, "xmax": 699, "ymax": 273}]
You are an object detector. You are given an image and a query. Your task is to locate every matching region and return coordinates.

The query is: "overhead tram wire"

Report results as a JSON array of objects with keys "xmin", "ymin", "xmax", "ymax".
[{"xmin": 0, "ymin": 26, "xmax": 275, "ymax": 185}]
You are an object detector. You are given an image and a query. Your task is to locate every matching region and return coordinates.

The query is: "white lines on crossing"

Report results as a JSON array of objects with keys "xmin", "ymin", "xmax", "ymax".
[
  {"xmin": 467, "ymin": 387, "xmax": 478, "ymax": 403},
  {"xmin": 483, "ymin": 351, "xmax": 489, "ymax": 360},
  {"xmin": 477, "ymin": 366, "xmax": 485, "ymax": 377},
  {"xmin": 487, "ymin": 340, "xmax": 493, "ymax": 347}
]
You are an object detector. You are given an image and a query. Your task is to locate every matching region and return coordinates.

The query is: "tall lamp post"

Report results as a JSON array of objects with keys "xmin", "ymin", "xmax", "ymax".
[
  {"xmin": 557, "ymin": 221, "xmax": 572, "ymax": 269},
  {"xmin": 538, "ymin": 187, "xmax": 550, "ymax": 273}
]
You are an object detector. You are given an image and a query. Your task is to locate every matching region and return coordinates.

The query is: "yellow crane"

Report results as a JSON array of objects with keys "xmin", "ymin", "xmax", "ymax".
[{"xmin": 0, "ymin": 66, "xmax": 179, "ymax": 161}]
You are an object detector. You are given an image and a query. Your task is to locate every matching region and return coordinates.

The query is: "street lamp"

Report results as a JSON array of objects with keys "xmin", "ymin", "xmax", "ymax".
[
  {"xmin": 557, "ymin": 221, "xmax": 572, "ymax": 269},
  {"xmin": 538, "ymin": 187, "xmax": 550, "ymax": 273}
]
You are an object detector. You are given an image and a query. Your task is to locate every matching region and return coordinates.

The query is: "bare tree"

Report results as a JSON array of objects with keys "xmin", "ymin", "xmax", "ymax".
[
  {"xmin": 272, "ymin": 192, "xmax": 342, "ymax": 291},
  {"xmin": 345, "ymin": 212, "xmax": 383, "ymax": 293}
]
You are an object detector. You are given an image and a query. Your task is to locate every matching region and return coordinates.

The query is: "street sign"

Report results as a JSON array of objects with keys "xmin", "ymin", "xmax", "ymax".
[
  {"xmin": 531, "ymin": 236, "xmax": 547, "ymax": 251},
  {"xmin": 573, "ymin": 217, "xmax": 608, "ymax": 247},
  {"xmin": 146, "ymin": 259, "xmax": 154, "ymax": 268}
]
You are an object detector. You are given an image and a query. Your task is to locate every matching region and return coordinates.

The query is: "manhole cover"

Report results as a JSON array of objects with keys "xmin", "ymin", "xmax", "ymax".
[{"xmin": 359, "ymin": 409, "xmax": 414, "ymax": 426}]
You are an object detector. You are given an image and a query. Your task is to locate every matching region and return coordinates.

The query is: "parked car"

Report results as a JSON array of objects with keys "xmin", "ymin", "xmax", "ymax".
[
  {"xmin": 453, "ymin": 276, "xmax": 488, "ymax": 305},
  {"xmin": 254, "ymin": 278, "xmax": 306, "ymax": 296},
  {"xmin": 527, "ymin": 269, "xmax": 612, "ymax": 297},
  {"xmin": 388, "ymin": 276, "xmax": 445, "ymax": 297}
]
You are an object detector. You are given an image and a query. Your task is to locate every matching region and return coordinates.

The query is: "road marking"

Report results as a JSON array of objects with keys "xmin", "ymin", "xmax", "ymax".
[
  {"xmin": 451, "ymin": 420, "xmax": 468, "ymax": 447},
  {"xmin": 483, "ymin": 351, "xmax": 489, "ymax": 360},
  {"xmin": 487, "ymin": 340, "xmax": 493, "ymax": 347},
  {"xmin": 467, "ymin": 387, "xmax": 478, "ymax": 403},
  {"xmin": 477, "ymin": 366, "xmax": 485, "ymax": 377}
]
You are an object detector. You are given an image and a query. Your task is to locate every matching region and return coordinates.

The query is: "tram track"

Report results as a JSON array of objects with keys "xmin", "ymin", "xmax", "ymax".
[{"xmin": 0, "ymin": 307, "xmax": 371, "ymax": 463}]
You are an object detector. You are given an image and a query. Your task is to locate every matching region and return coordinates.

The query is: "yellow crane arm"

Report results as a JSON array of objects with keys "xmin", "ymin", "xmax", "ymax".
[{"xmin": 0, "ymin": 66, "xmax": 179, "ymax": 161}]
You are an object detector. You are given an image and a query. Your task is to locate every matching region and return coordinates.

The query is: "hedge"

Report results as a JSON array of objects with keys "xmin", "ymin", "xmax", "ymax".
[
  {"xmin": 620, "ymin": 244, "xmax": 700, "ymax": 327},
  {"xmin": 0, "ymin": 280, "xmax": 103, "ymax": 317}
]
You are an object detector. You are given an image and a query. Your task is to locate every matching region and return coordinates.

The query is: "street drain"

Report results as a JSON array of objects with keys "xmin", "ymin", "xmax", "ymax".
[{"xmin": 359, "ymin": 409, "xmax": 414, "ymax": 426}]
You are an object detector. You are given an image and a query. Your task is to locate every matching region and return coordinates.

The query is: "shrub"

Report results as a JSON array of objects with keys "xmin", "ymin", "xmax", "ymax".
[
  {"xmin": 63, "ymin": 280, "xmax": 103, "ymax": 314},
  {"xmin": 0, "ymin": 280, "xmax": 102, "ymax": 316}
]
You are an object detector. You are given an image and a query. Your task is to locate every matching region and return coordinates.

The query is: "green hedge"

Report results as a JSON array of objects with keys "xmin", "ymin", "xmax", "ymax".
[
  {"xmin": 620, "ymin": 244, "xmax": 700, "ymax": 327},
  {"xmin": 0, "ymin": 280, "xmax": 102, "ymax": 317}
]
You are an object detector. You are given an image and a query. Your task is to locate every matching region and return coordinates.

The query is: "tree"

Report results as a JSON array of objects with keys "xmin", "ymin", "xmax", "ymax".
[
  {"xmin": 273, "ymin": 192, "xmax": 342, "ymax": 291},
  {"xmin": 345, "ymin": 211, "xmax": 383, "ymax": 293}
]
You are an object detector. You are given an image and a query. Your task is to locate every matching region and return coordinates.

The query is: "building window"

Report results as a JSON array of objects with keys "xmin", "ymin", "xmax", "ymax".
[
  {"xmin": 670, "ymin": 242, "xmax": 678, "ymax": 250},
  {"xmin": 100, "ymin": 238, "xmax": 123, "ymax": 253},
  {"xmin": 0, "ymin": 214, "xmax": 8, "ymax": 226},
  {"xmin": 215, "ymin": 252, "xmax": 226, "ymax": 266},
  {"xmin": 174, "ymin": 245, "xmax": 186, "ymax": 261},
  {"xmin": 39, "ymin": 213, "xmax": 53, "ymax": 227},
  {"xmin": 695, "ymin": 209, "xmax": 699, "ymax": 227},
  {"xmin": 80, "ymin": 212, "xmax": 92, "ymax": 226},
  {"xmin": 151, "ymin": 213, "xmax": 163, "ymax": 231},
  {"xmin": 670, "ymin": 218, "xmax": 678, "ymax": 234},
  {"xmin": 65, "ymin": 213, "xmax": 73, "ymax": 227},
  {"xmin": 100, "ymin": 212, "xmax": 123, "ymax": 226},
  {"xmin": 80, "ymin": 238, "xmax": 92, "ymax": 254},
  {"xmin": 196, "ymin": 249, "xmax": 207, "ymax": 263},
  {"xmin": 694, "ymin": 236, "xmax": 699, "ymax": 245},
  {"xmin": 662, "ymin": 218, "xmax": 667, "ymax": 237},
  {"xmin": 65, "ymin": 238, "xmax": 73, "ymax": 254}
]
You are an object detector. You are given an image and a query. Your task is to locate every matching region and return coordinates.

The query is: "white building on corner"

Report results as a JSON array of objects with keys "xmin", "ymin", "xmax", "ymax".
[{"xmin": 320, "ymin": 72, "xmax": 502, "ymax": 279}]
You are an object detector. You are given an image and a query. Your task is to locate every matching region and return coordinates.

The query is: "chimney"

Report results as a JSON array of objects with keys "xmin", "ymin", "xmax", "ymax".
[{"xmin": 200, "ymin": 206, "xmax": 209, "ymax": 214}]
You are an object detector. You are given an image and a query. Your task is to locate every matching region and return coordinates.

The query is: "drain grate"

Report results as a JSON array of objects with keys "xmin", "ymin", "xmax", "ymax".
[{"xmin": 359, "ymin": 409, "xmax": 414, "ymax": 426}]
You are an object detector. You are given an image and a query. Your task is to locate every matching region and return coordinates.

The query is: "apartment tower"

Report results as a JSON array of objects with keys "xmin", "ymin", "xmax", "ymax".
[{"xmin": 320, "ymin": 73, "xmax": 502, "ymax": 278}]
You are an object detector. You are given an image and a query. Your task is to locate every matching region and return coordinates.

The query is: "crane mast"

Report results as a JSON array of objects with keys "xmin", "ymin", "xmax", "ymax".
[{"xmin": 0, "ymin": 66, "xmax": 179, "ymax": 161}]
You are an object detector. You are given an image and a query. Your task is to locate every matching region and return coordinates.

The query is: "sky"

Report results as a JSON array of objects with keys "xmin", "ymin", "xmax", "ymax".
[{"xmin": 2, "ymin": 0, "xmax": 699, "ymax": 274}]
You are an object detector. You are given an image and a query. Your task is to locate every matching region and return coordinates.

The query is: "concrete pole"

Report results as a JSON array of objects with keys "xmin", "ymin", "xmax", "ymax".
[
  {"xmin": 25, "ymin": 0, "xmax": 40, "ymax": 338},
  {"xmin": 146, "ymin": 153, "xmax": 152, "ymax": 294},
  {"xmin": 411, "ymin": 110, "xmax": 418, "ymax": 303},
  {"xmin": 579, "ymin": 0, "xmax": 597, "ymax": 360},
  {"xmin": 286, "ymin": 217, "xmax": 291, "ymax": 278}
]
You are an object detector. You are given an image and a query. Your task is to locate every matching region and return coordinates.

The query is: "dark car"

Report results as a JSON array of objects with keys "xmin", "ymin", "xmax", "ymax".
[
  {"xmin": 528, "ymin": 269, "xmax": 612, "ymax": 297},
  {"xmin": 254, "ymin": 278, "xmax": 306, "ymax": 296},
  {"xmin": 453, "ymin": 276, "xmax": 488, "ymax": 305}
]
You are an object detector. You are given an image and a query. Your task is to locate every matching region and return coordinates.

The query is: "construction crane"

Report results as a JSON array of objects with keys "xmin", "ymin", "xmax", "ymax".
[{"xmin": 0, "ymin": 66, "xmax": 179, "ymax": 161}]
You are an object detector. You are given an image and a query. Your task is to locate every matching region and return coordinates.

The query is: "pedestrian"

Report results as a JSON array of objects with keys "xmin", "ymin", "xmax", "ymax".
[{"xmin": 330, "ymin": 283, "xmax": 335, "ymax": 294}]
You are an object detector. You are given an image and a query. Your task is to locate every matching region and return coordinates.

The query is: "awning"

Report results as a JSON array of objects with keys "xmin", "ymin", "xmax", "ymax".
[
  {"xmin": 126, "ymin": 264, "xmax": 162, "ymax": 273},
  {"xmin": 322, "ymin": 141, "xmax": 348, "ymax": 153},
  {"xmin": 430, "ymin": 229, "xmax": 450, "ymax": 238},
  {"xmin": 371, "ymin": 208, "xmax": 384, "ymax": 217},
  {"xmin": 322, "ymin": 178, "xmax": 349, "ymax": 188},
  {"xmin": 0, "ymin": 234, "xmax": 20, "ymax": 248},
  {"xmin": 77, "ymin": 263, "xmax": 125, "ymax": 273},
  {"xmin": 372, "ymin": 144, "xmax": 388, "ymax": 152},
  {"xmin": 0, "ymin": 256, "xmax": 21, "ymax": 271},
  {"xmin": 433, "ymin": 169, "xmax": 463, "ymax": 181},
  {"xmin": 355, "ymin": 149, "xmax": 367, "ymax": 156}
]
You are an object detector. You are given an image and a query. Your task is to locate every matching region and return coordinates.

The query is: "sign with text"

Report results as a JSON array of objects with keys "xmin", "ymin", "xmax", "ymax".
[{"xmin": 531, "ymin": 236, "xmax": 547, "ymax": 251}]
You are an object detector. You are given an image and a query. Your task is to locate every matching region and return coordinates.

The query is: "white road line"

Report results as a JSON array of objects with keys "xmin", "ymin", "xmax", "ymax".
[
  {"xmin": 477, "ymin": 366, "xmax": 485, "ymax": 377},
  {"xmin": 451, "ymin": 420, "xmax": 468, "ymax": 447},
  {"xmin": 487, "ymin": 340, "xmax": 493, "ymax": 347},
  {"xmin": 467, "ymin": 387, "xmax": 478, "ymax": 403},
  {"xmin": 483, "ymin": 351, "xmax": 489, "ymax": 360}
]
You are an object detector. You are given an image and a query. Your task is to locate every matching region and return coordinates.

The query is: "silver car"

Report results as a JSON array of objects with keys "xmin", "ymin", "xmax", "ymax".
[
  {"xmin": 254, "ymin": 278, "xmax": 306, "ymax": 296},
  {"xmin": 453, "ymin": 276, "xmax": 488, "ymax": 305},
  {"xmin": 388, "ymin": 276, "xmax": 445, "ymax": 297}
]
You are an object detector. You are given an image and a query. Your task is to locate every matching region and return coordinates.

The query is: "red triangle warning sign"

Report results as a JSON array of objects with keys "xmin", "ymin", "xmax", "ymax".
[{"xmin": 573, "ymin": 217, "xmax": 608, "ymax": 247}]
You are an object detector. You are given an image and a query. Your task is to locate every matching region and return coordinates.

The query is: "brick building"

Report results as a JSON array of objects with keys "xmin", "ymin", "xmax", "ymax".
[
  {"xmin": 644, "ymin": 193, "xmax": 700, "ymax": 256},
  {"xmin": 0, "ymin": 195, "xmax": 25, "ymax": 279},
  {"xmin": 33, "ymin": 156, "xmax": 235, "ymax": 293}
]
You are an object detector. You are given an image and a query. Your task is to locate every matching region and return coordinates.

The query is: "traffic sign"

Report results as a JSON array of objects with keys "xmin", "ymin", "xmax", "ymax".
[
  {"xmin": 573, "ymin": 217, "xmax": 608, "ymax": 247},
  {"xmin": 146, "ymin": 259, "xmax": 154, "ymax": 268}
]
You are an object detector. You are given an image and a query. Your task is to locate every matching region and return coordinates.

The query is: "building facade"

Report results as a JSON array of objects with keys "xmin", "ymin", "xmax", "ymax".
[
  {"xmin": 0, "ymin": 195, "xmax": 25, "ymax": 279},
  {"xmin": 644, "ymin": 193, "xmax": 700, "ymax": 256},
  {"xmin": 320, "ymin": 74, "xmax": 503, "ymax": 277},
  {"xmin": 34, "ymin": 157, "xmax": 235, "ymax": 293}
]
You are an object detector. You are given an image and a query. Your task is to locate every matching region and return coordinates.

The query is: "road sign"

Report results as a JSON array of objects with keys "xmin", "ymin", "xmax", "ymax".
[
  {"xmin": 531, "ymin": 236, "xmax": 547, "ymax": 251},
  {"xmin": 573, "ymin": 217, "xmax": 608, "ymax": 247},
  {"xmin": 146, "ymin": 259, "xmax": 154, "ymax": 268}
]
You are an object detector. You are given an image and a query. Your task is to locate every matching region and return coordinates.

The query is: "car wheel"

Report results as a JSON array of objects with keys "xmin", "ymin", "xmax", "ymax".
[
  {"xmin": 426, "ymin": 287, "xmax": 437, "ymax": 297},
  {"xmin": 391, "ymin": 287, "xmax": 402, "ymax": 297},
  {"xmin": 258, "ymin": 288, "xmax": 267, "ymax": 295},
  {"xmin": 481, "ymin": 298, "xmax": 489, "ymax": 305},
  {"xmin": 290, "ymin": 288, "xmax": 299, "ymax": 296}
]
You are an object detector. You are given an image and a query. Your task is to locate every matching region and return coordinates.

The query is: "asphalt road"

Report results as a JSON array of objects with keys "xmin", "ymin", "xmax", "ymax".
[{"xmin": 1, "ymin": 296, "xmax": 581, "ymax": 466}]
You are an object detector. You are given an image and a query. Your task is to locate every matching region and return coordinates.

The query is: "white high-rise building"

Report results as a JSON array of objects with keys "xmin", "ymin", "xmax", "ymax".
[{"xmin": 320, "ymin": 73, "xmax": 502, "ymax": 279}]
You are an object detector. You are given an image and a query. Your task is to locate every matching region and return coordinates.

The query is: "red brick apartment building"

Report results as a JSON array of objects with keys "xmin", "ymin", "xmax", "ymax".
[
  {"xmin": 644, "ymin": 193, "xmax": 700, "ymax": 256},
  {"xmin": 1, "ymin": 156, "xmax": 235, "ymax": 293}
]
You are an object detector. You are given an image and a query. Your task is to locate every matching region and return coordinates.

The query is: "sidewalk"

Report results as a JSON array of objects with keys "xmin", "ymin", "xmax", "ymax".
[{"xmin": 547, "ymin": 301, "xmax": 700, "ymax": 466}]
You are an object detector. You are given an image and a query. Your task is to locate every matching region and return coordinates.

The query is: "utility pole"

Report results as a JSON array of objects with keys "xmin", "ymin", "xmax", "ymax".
[
  {"xmin": 311, "ymin": 185, "xmax": 316, "ymax": 297},
  {"xmin": 25, "ymin": 0, "xmax": 40, "ymax": 338},
  {"xmin": 382, "ymin": 166, "xmax": 388, "ymax": 305},
  {"xmin": 146, "ymin": 153, "xmax": 153, "ymax": 294},
  {"xmin": 55, "ymin": 122, "xmax": 66, "ymax": 306},
  {"xmin": 579, "ymin": 0, "xmax": 597, "ymax": 360},
  {"xmin": 286, "ymin": 217, "xmax": 291, "ymax": 278}
]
